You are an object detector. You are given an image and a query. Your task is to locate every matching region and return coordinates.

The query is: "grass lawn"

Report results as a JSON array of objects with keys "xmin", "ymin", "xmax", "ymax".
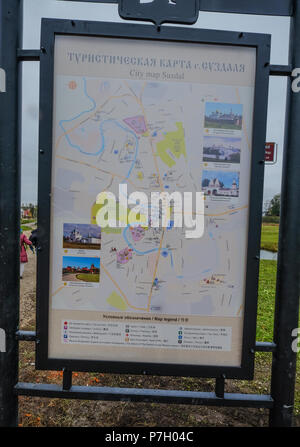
[
  {"xmin": 260, "ymin": 224, "xmax": 279, "ymax": 252},
  {"xmin": 76, "ymin": 273, "xmax": 100, "ymax": 283},
  {"xmin": 21, "ymin": 218, "xmax": 36, "ymax": 224},
  {"xmin": 21, "ymin": 225, "xmax": 33, "ymax": 231},
  {"xmin": 257, "ymin": 260, "xmax": 300, "ymax": 415}
]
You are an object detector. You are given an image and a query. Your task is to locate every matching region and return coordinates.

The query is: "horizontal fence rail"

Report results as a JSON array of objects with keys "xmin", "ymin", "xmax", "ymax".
[
  {"xmin": 60, "ymin": 0, "xmax": 294, "ymax": 17},
  {"xmin": 14, "ymin": 382, "xmax": 274, "ymax": 409},
  {"xmin": 15, "ymin": 331, "xmax": 277, "ymax": 352}
]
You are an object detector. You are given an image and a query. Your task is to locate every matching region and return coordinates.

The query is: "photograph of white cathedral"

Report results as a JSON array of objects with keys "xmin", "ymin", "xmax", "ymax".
[
  {"xmin": 203, "ymin": 136, "xmax": 241, "ymax": 164},
  {"xmin": 63, "ymin": 223, "xmax": 101, "ymax": 250},
  {"xmin": 202, "ymin": 170, "xmax": 240, "ymax": 197}
]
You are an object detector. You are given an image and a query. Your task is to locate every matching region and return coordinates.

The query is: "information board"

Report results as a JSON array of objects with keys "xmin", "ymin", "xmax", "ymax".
[{"xmin": 37, "ymin": 19, "xmax": 270, "ymax": 378}]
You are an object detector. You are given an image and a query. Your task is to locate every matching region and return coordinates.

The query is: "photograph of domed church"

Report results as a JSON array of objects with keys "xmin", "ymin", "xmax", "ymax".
[
  {"xmin": 202, "ymin": 170, "xmax": 240, "ymax": 197},
  {"xmin": 204, "ymin": 102, "xmax": 243, "ymax": 130},
  {"xmin": 63, "ymin": 223, "xmax": 101, "ymax": 250}
]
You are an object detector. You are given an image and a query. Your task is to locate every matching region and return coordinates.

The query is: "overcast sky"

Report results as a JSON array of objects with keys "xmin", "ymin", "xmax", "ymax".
[{"xmin": 19, "ymin": 0, "xmax": 290, "ymax": 205}]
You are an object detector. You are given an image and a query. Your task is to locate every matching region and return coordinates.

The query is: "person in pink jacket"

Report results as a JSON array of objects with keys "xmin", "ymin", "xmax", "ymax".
[{"xmin": 20, "ymin": 230, "xmax": 32, "ymax": 278}]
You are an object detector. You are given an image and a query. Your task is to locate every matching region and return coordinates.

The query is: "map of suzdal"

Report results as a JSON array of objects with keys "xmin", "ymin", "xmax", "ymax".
[{"xmin": 52, "ymin": 75, "xmax": 250, "ymax": 319}]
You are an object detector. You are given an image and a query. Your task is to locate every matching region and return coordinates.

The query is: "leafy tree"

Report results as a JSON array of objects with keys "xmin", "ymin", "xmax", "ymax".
[
  {"xmin": 263, "ymin": 200, "xmax": 270, "ymax": 216},
  {"xmin": 267, "ymin": 193, "xmax": 280, "ymax": 216}
]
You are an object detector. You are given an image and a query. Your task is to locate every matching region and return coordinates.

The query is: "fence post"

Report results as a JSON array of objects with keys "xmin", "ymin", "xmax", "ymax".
[
  {"xmin": 0, "ymin": 0, "xmax": 21, "ymax": 427},
  {"xmin": 269, "ymin": 0, "xmax": 300, "ymax": 427}
]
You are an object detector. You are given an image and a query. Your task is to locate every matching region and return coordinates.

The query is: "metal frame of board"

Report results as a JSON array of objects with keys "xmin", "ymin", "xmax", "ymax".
[{"xmin": 36, "ymin": 18, "xmax": 270, "ymax": 380}]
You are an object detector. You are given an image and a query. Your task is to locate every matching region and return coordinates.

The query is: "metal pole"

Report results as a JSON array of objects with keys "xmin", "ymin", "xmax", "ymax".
[
  {"xmin": 0, "ymin": 0, "xmax": 21, "ymax": 427},
  {"xmin": 269, "ymin": 0, "xmax": 300, "ymax": 427}
]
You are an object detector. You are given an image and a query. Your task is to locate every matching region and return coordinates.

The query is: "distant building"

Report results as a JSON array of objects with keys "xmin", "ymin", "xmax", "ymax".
[
  {"xmin": 21, "ymin": 208, "xmax": 33, "ymax": 218},
  {"xmin": 206, "ymin": 109, "xmax": 242, "ymax": 126},
  {"xmin": 63, "ymin": 264, "xmax": 100, "ymax": 274},
  {"xmin": 90, "ymin": 263, "xmax": 100, "ymax": 274}
]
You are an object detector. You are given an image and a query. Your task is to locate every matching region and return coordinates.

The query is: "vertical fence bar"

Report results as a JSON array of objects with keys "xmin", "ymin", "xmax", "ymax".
[
  {"xmin": 215, "ymin": 377, "xmax": 225, "ymax": 399},
  {"xmin": 62, "ymin": 369, "xmax": 73, "ymax": 391},
  {"xmin": 269, "ymin": 0, "xmax": 300, "ymax": 427},
  {"xmin": 0, "ymin": 0, "xmax": 21, "ymax": 427}
]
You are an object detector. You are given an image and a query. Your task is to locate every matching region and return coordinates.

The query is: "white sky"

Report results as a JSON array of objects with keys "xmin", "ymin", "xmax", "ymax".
[{"xmin": 19, "ymin": 0, "xmax": 290, "ymax": 205}]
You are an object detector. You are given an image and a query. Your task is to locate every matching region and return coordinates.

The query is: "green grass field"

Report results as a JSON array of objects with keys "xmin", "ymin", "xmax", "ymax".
[
  {"xmin": 257, "ymin": 260, "xmax": 277, "ymax": 342},
  {"xmin": 21, "ymin": 225, "xmax": 33, "ymax": 231},
  {"xmin": 260, "ymin": 224, "xmax": 279, "ymax": 252},
  {"xmin": 76, "ymin": 273, "xmax": 100, "ymax": 283},
  {"xmin": 21, "ymin": 218, "xmax": 36, "ymax": 224},
  {"xmin": 257, "ymin": 260, "xmax": 300, "ymax": 415}
]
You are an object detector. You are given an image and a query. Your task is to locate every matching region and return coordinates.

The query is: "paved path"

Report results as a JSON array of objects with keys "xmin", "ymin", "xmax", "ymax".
[{"xmin": 62, "ymin": 273, "xmax": 81, "ymax": 282}]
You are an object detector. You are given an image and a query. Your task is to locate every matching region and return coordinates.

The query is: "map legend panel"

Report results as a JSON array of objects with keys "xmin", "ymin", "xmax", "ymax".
[{"xmin": 62, "ymin": 319, "xmax": 232, "ymax": 351}]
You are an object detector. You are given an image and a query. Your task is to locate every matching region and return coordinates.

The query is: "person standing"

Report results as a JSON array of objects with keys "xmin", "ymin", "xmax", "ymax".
[
  {"xmin": 20, "ymin": 229, "xmax": 32, "ymax": 278},
  {"xmin": 29, "ymin": 228, "xmax": 38, "ymax": 253}
]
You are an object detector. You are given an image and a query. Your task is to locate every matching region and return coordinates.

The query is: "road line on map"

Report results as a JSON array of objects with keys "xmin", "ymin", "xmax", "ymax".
[
  {"xmin": 100, "ymin": 261, "xmax": 148, "ymax": 312},
  {"xmin": 55, "ymin": 91, "xmax": 138, "ymax": 150},
  {"xmin": 150, "ymin": 139, "xmax": 164, "ymax": 191},
  {"xmin": 124, "ymin": 81, "xmax": 163, "ymax": 191},
  {"xmin": 56, "ymin": 154, "xmax": 146, "ymax": 190},
  {"xmin": 206, "ymin": 205, "xmax": 248, "ymax": 217},
  {"xmin": 147, "ymin": 229, "xmax": 165, "ymax": 312},
  {"xmin": 236, "ymin": 304, "xmax": 243, "ymax": 316},
  {"xmin": 52, "ymin": 284, "xmax": 66, "ymax": 297}
]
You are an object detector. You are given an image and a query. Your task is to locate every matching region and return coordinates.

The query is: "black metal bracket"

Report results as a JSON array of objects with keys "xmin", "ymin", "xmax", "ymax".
[
  {"xmin": 15, "ymin": 330, "xmax": 37, "ymax": 342},
  {"xmin": 119, "ymin": 0, "xmax": 200, "ymax": 28},
  {"xmin": 17, "ymin": 49, "xmax": 41, "ymax": 62},
  {"xmin": 255, "ymin": 342, "xmax": 277, "ymax": 353},
  {"xmin": 215, "ymin": 376, "xmax": 225, "ymax": 399},
  {"xmin": 269, "ymin": 64, "xmax": 293, "ymax": 77},
  {"xmin": 62, "ymin": 369, "xmax": 72, "ymax": 391}
]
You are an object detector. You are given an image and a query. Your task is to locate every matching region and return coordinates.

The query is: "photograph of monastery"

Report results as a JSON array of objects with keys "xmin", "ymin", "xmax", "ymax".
[
  {"xmin": 203, "ymin": 136, "xmax": 241, "ymax": 164},
  {"xmin": 202, "ymin": 170, "xmax": 240, "ymax": 197},
  {"xmin": 204, "ymin": 102, "xmax": 243, "ymax": 130},
  {"xmin": 63, "ymin": 223, "xmax": 101, "ymax": 250}
]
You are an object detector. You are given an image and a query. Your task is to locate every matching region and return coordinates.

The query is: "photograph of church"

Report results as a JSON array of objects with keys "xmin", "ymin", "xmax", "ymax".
[
  {"xmin": 202, "ymin": 170, "xmax": 240, "ymax": 197},
  {"xmin": 204, "ymin": 102, "xmax": 243, "ymax": 130},
  {"xmin": 63, "ymin": 223, "xmax": 101, "ymax": 250},
  {"xmin": 62, "ymin": 256, "xmax": 100, "ymax": 284},
  {"xmin": 203, "ymin": 136, "xmax": 241, "ymax": 164}
]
